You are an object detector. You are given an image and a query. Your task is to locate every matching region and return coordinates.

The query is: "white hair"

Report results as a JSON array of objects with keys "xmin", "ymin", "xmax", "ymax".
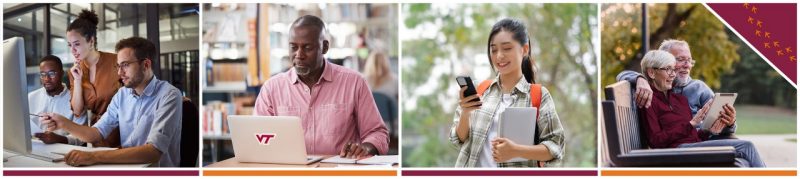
[
  {"xmin": 658, "ymin": 39, "xmax": 691, "ymax": 52},
  {"xmin": 640, "ymin": 50, "xmax": 676, "ymax": 81}
]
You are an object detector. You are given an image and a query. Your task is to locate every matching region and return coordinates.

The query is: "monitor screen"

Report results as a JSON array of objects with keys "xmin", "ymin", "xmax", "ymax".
[{"xmin": 4, "ymin": 37, "xmax": 32, "ymax": 155}]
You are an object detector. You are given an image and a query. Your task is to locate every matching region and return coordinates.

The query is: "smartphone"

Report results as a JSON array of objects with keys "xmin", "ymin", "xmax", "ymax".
[{"xmin": 456, "ymin": 76, "xmax": 480, "ymax": 103}]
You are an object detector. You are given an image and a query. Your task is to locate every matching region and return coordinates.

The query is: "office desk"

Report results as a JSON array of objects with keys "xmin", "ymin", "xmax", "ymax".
[
  {"xmin": 205, "ymin": 155, "xmax": 398, "ymax": 168},
  {"xmin": 4, "ymin": 140, "xmax": 149, "ymax": 168}
]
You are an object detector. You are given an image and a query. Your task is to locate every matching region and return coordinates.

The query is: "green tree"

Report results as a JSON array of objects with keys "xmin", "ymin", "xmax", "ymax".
[{"xmin": 600, "ymin": 3, "xmax": 739, "ymax": 89}]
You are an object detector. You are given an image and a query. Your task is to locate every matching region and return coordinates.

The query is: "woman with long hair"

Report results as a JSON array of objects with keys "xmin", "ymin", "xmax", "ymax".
[{"xmin": 449, "ymin": 18, "xmax": 565, "ymax": 167}]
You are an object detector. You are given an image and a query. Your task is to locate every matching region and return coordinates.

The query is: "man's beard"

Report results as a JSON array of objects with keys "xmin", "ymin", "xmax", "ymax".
[
  {"xmin": 674, "ymin": 76, "xmax": 689, "ymax": 87},
  {"xmin": 124, "ymin": 70, "xmax": 145, "ymax": 88},
  {"xmin": 45, "ymin": 86, "xmax": 60, "ymax": 94}
]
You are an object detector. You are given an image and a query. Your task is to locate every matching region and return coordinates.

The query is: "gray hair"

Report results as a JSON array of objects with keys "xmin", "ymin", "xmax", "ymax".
[
  {"xmin": 640, "ymin": 50, "xmax": 676, "ymax": 81},
  {"xmin": 658, "ymin": 39, "xmax": 691, "ymax": 52}
]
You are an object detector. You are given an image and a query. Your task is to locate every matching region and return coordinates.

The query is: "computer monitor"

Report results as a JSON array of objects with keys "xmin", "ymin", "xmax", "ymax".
[{"xmin": 4, "ymin": 37, "xmax": 32, "ymax": 155}]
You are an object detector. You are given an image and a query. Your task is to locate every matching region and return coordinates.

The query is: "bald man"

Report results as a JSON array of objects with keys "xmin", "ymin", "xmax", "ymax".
[{"xmin": 253, "ymin": 15, "xmax": 389, "ymax": 159}]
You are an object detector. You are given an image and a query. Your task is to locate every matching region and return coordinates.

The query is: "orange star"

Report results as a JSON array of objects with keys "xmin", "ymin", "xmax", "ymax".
[
  {"xmin": 755, "ymin": 30, "xmax": 762, "ymax": 37},
  {"xmin": 786, "ymin": 47, "xmax": 793, "ymax": 53},
  {"xmin": 764, "ymin": 31, "xmax": 771, "ymax": 38},
  {"xmin": 773, "ymin": 41, "xmax": 780, "ymax": 47},
  {"xmin": 790, "ymin": 56, "xmax": 796, "ymax": 61},
  {"xmin": 777, "ymin": 50, "xmax": 784, "ymax": 56},
  {"xmin": 764, "ymin": 42, "xmax": 771, "ymax": 48},
  {"xmin": 744, "ymin": 3, "xmax": 750, "ymax": 8},
  {"xmin": 751, "ymin": 6, "xmax": 758, "ymax": 13},
  {"xmin": 748, "ymin": 16, "xmax": 755, "ymax": 24},
  {"xmin": 756, "ymin": 20, "xmax": 763, "ymax": 28}
]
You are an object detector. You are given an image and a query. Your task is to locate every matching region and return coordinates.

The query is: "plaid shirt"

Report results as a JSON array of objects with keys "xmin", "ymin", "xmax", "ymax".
[{"xmin": 449, "ymin": 76, "xmax": 565, "ymax": 167}]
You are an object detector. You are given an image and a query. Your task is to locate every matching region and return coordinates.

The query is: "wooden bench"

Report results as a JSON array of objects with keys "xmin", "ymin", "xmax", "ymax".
[{"xmin": 601, "ymin": 81, "xmax": 737, "ymax": 167}]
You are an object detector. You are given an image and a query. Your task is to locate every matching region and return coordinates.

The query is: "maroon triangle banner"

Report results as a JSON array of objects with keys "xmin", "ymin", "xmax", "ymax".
[{"xmin": 707, "ymin": 3, "xmax": 797, "ymax": 85}]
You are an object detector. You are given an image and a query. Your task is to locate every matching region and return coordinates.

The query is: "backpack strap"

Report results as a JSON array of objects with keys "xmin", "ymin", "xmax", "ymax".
[
  {"xmin": 529, "ymin": 84, "xmax": 542, "ymax": 119},
  {"xmin": 477, "ymin": 80, "xmax": 493, "ymax": 97},
  {"xmin": 529, "ymin": 83, "xmax": 544, "ymax": 167}
]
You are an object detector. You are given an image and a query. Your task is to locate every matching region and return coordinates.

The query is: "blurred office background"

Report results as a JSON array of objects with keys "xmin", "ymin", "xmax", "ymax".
[
  {"xmin": 3, "ymin": 3, "xmax": 200, "ymax": 103},
  {"xmin": 3, "ymin": 3, "xmax": 201, "ymax": 167},
  {"xmin": 401, "ymin": 3, "xmax": 598, "ymax": 167},
  {"xmin": 201, "ymin": 3, "xmax": 398, "ymax": 166}
]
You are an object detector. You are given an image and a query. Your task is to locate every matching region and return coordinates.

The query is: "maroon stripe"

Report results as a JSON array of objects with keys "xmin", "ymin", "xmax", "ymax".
[
  {"xmin": 4, "ymin": 170, "xmax": 199, "ymax": 176},
  {"xmin": 402, "ymin": 170, "xmax": 598, "ymax": 176}
]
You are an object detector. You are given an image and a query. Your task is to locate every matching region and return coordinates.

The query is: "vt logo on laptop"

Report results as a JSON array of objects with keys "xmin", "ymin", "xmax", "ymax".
[{"xmin": 255, "ymin": 133, "xmax": 276, "ymax": 145}]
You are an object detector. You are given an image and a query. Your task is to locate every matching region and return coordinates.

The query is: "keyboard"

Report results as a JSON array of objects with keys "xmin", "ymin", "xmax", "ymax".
[{"xmin": 29, "ymin": 150, "xmax": 64, "ymax": 162}]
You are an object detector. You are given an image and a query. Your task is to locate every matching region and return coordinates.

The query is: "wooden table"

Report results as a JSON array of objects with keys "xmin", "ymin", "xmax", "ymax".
[{"xmin": 205, "ymin": 155, "xmax": 398, "ymax": 168}]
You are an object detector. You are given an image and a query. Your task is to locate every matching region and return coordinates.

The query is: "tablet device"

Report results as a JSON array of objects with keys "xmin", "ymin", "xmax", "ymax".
[
  {"xmin": 499, "ymin": 107, "xmax": 538, "ymax": 163},
  {"xmin": 701, "ymin": 93, "xmax": 737, "ymax": 130}
]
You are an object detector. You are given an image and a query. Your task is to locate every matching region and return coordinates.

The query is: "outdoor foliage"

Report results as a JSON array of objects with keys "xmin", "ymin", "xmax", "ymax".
[{"xmin": 402, "ymin": 3, "xmax": 597, "ymax": 167}]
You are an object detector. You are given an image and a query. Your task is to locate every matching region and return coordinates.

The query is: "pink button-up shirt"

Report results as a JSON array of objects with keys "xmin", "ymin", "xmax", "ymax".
[{"xmin": 254, "ymin": 61, "xmax": 389, "ymax": 155}]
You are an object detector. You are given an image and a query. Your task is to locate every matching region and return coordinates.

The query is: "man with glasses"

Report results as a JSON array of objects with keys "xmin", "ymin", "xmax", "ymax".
[
  {"xmin": 617, "ymin": 39, "xmax": 737, "ymax": 140},
  {"xmin": 29, "ymin": 55, "xmax": 87, "ymax": 145},
  {"xmin": 39, "ymin": 37, "xmax": 182, "ymax": 167}
]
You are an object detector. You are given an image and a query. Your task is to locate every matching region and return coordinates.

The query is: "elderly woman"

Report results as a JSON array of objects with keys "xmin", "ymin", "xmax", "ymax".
[{"xmin": 637, "ymin": 50, "xmax": 765, "ymax": 167}]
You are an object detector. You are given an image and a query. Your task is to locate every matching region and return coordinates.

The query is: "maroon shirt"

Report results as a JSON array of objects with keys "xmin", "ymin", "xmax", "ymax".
[{"xmin": 638, "ymin": 83, "xmax": 709, "ymax": 148}]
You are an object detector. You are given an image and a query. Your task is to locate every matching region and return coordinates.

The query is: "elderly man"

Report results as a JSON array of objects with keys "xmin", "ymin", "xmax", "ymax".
[
  {"xmin": 253, "ymin": 15, "xmax": 389, "ymax": 159},
  {"xmin": 617, "ymin": 39, "xmax": 737, "ymax": 140}
]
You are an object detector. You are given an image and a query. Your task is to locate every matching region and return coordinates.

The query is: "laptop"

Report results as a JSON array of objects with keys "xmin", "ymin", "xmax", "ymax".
[
  {"xmin": 227, "ymin": 115, "xmax": 323, "ymax": 165},
  {"xmin": 498, "ymin": 107, "xmax": 538, "ymax": 163}
]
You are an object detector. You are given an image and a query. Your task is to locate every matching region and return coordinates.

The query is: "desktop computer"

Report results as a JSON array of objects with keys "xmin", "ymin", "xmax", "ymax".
[
  {"xmin": 4, "ymin": 37, "xmax": 32, "ymax": 155},
  {"xmin": 4, "ymin": 37, "xmax": 63, "ymax": 163}
]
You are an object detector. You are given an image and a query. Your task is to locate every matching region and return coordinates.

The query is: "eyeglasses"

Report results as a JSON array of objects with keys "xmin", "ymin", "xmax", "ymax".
[
  {"xmin": 39, "ymin": 71, "xmax": 58, "ymax": 79},
  {"xmin": 114, "ymin": 60, "xmax": 141, "ymax": 72},
  {"xmin": 652, "ymin": 67, "xmax": 676, "ymax": 75},
  {"xmin": 676, "ymin": 57, "xmax": 696, "ymax": 65}
]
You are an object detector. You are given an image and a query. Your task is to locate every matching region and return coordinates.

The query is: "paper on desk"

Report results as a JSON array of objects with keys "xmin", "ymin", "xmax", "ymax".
[
  {"xmin": 336, "ymin": 164, "xmax": 393, "ymax": 168},
  {"xmin": 322, "ymin": 155, "xmax": 398, "ymax": 165},
  {"xmin": 321, "ymin": 155, "xmax": 358, "ymax": 164},
  {"xmin": 356, "ymin": 155, "xmax": 398, "ymax": 165}
]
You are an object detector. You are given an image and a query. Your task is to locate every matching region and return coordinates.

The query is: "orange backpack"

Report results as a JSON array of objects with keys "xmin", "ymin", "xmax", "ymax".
[{"xmin": 476, "ymin": 80, "xmax": 545, "ymax": 167}]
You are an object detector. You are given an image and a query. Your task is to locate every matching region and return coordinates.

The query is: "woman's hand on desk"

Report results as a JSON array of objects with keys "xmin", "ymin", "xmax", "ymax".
[{"xmin": 34, "ymin": 132, "xmax": 68, "ymax": 144}]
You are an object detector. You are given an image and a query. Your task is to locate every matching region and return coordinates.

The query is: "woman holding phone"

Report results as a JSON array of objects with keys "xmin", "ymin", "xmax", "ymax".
[
  {"xmin": 67, "ymin": 9, "xmax": 122, "ymax": 147},
  {"xmin": 449, "ymin": 18, "xmax": 565, "ymax": 167}
]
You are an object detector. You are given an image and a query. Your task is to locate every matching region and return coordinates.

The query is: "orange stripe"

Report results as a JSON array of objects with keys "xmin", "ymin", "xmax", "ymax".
[
  {"xmin": 601, "ymin": 170, "xmax": 796, "ymax": 176},
  {"xmin": 203, "ymin": 170, "xmax": 397, "ymax": 176}
]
